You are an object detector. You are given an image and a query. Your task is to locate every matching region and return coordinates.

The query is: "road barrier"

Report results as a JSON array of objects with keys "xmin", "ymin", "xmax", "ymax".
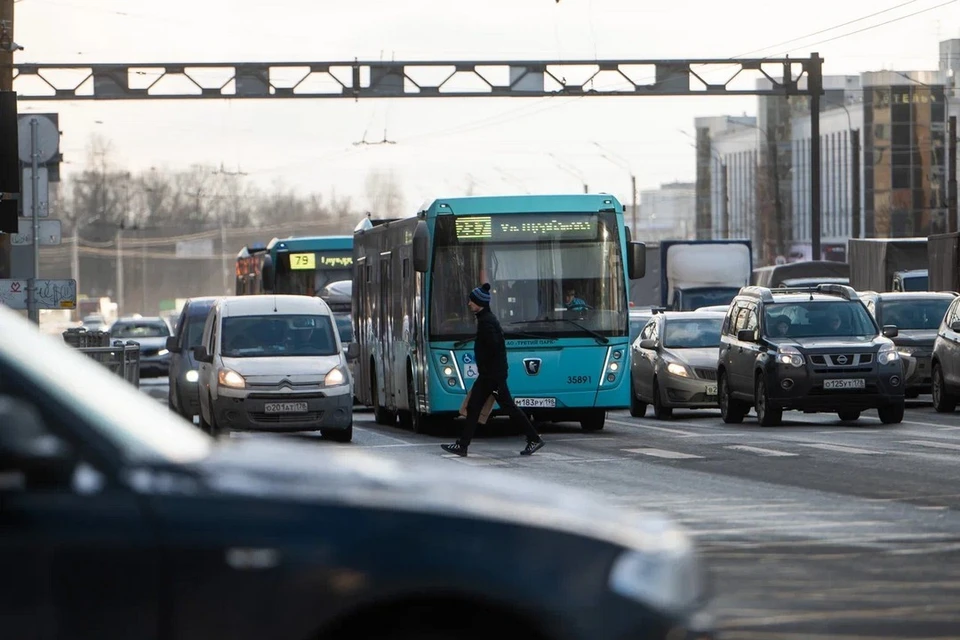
[{"xmin": 62, "ymin": 327, "xmax": 141, "ymax": 388}]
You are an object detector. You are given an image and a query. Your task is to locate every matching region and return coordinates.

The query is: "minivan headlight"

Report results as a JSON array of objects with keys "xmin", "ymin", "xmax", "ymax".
[
  {"xmin": 185, "ymin": 370, "xmax": 199, "ymax": 383},
  {"xmin": 218, "ymin": 368, "xmax": 246, "ymax": 389},
  {"xmin": 324, "ymin": 367, "xmax": 347, "ymax": 386},
  {"xmin": 776, "ymin": 346, "xmax": 804, "ymax": 367}
]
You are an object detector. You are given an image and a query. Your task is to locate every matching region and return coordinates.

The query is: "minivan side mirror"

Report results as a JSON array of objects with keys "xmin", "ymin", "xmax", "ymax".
[
  {"xmin": 882, "ymin": 325, "xmax": 899, "ymax": 338},
  {"xmin": 951, "ymin": 320, "xmax": 960, "ymax": 334},
  {"xmin": 345, "ymin": 342, "xmax": 361, "ymax": 362},
  {"xmin": 165, "ymin": 336, "xmax": 181, "ymax": 353},
  {"xmin": 737, "ymin": 329, "xmax": 756, "ymax": 342},
  {"xmin": 192, "ymin": 346, "xmax": 213, "ymax": 363},
  {"xmin": 413, "ymin": 220, "xmax": 430, "ymax": 273},
  {"xmin": 0, "ymin": 395, "xmax": 75, "ymax": 483},
  {"xmin": 639, "ymin": 338, "xmax": 656, "ymax": 350}
]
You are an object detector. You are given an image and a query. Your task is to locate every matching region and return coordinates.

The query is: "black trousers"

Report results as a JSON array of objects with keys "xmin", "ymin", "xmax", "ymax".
[{"xmin": 458, "ymin": 375, "xmax": 541, "ymax": 447}]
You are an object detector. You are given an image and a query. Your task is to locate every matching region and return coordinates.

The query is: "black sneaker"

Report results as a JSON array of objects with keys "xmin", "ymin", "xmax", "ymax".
[
  {"xmin": 442, "ymin": 442, "xmax": 468, "ymax": 457},
  {"xmin": 520, "ymin": 440, "xmax": 544, "ymax": 456}
]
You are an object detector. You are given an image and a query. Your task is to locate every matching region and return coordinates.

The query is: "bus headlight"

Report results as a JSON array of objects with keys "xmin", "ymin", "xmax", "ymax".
[{"xmin": 443, "ymin": 366, "xmax": 454, "ymax": 377}]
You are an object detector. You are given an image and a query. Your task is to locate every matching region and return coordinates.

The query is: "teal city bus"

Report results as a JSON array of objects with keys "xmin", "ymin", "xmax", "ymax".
[
  {"xmin": 352, "ymin": 194, "xmax": 646, "ymax": 433},
  {"xmin": 235, "ymin": 235, "xmax": 354, "ymax": 297}
]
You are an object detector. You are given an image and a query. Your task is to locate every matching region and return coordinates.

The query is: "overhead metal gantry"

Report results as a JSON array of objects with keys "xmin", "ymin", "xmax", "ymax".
[{"xmin": 11, "ymin": 54, "xmax": 825, "ymax": 256}]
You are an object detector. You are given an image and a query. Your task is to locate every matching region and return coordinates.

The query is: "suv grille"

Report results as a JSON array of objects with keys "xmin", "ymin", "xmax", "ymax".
[{"xmin": 809, "ymin": 353, "xmax": 873, "ymax": 367}]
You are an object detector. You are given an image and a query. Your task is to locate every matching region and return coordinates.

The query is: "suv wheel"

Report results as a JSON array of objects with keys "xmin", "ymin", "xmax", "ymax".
[
  {"xmin": 932, "ymin": 364, "xmax": 957, "ymax": 413},
  {"xmin": 629, "ymin": 374, "xmax": 647, "ymax": 418},
  {"xmin": 877, "ymin": 401, "xmax": 905, "ymax": 425},
  {"xmin": 755, "ymin": 377, "xmax": 782, "ymax": 427},
  {"xmin": 719, "ymin": 372, "xmax": 745, "ymax": 424},
  {"xmin": 652, "ymin": 379, "xmax": 672, "ymax": 420}
]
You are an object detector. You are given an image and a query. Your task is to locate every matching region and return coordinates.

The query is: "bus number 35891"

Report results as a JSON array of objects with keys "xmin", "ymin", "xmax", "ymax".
[{"xmin": 567, "ymin": 376, "xmax": 591, "ymax": 384}]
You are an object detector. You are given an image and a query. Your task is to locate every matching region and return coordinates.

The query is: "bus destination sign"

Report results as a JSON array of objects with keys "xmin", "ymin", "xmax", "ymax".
[
  {"xmin": 288, "ymin": 252, "xmax": 353, "ymax": 270},
  {"xmin": 454, "ymin": 214, "xmax": 597, "ymax": 242}
]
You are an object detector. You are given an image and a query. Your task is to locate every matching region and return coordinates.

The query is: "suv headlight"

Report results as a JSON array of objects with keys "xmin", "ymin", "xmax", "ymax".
[
  {"xmin": 324, "ymin": 367, "xmax": 347, "ymax": 386},
  {"xmin": 776, "ymin": 345, "xmax": 804, "ymax": 367},
  {"xmin": 218, "ymin": 368, "xmax": 246, "ymax": 389},
  {"xmin": 608, "ymin": 532, "xmax": 706, "ymax": 614},
  {"xmin": 878, "ymin": 343, "xmax": 901, "ymax": 365}
]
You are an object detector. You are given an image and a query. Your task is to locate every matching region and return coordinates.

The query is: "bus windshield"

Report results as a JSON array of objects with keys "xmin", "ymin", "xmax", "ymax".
[
  {"xmin": 429, "ymin": 212, "xmax": 627, "ymax": 340},
  {"xmin": 275, "ymin": 250, "xmax": 353, "ymax": 296}
]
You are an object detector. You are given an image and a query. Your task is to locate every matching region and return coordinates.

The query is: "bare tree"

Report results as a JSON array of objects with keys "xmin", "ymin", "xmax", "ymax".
[{"xmin": 364, "ymin": 168, "xmax": 404, "ymax": 217}]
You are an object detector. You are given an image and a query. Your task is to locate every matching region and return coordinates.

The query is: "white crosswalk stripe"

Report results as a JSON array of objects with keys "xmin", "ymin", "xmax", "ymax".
[
  {"xmin": 725, "ymin": 445, "xmax": 798, "ymax": 457},
  {"xmin": 622, "ymin": 447, "xmax": 704, "ymax": 459}
]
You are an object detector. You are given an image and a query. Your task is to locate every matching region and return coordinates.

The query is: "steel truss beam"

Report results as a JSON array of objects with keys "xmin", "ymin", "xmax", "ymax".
[{"xmin": 12, "ymin": 56, "xmax": 820, "ymax": 101}]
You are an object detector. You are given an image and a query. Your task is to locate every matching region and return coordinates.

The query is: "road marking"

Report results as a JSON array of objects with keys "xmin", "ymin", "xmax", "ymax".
[
  {"xmin": 607, "ymin": 418, "xmax": 696, "ymax": 436},
  {"xmin": 365, "ymin": 442, "xmax": 441, "ymax": 448},
  {"xmin": 802, "ymin": 443, "xmax": 883, "ymax": 455},
  {"xmin": 725, "ymin": 445, "xmax": 798, "ymax": 457},
  {"xmin": 622, "ymin": 447, "xmax": 704, "ymax": 459},
  {"xmin": 900, "ymin": 439, "xmax": 960, "ymax": 451}
]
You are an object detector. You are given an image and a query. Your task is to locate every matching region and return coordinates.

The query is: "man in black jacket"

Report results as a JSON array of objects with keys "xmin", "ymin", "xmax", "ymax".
[{"xmin": 442, "ymin": 283, "xmax": 545, "ymax": 458}]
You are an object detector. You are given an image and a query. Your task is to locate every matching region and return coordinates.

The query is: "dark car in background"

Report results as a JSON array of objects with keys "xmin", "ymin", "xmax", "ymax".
[
  {"xmin": 0, "ymin": 304, "xmax": 715, "ymax": 640},
  {"xmin": 166, "ymin": 296, "xmax": 221, "ymax": 419},
  {"xmin": 860, "ymin": 291, "xmax": 957, "ymax": 398},
  {"xmin": 108, "ymin": 316, "xmax": 173, "ymax": 377}
]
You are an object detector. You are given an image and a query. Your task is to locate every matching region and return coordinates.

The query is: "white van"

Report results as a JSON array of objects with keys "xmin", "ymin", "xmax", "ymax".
[{"xmin": 193, "ymin": 295, "xmax": 359, "ymax": 441}]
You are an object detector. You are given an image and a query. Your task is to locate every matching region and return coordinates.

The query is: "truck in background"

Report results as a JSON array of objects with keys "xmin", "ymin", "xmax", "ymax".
[
  {"xmin": 659, "ymin": 239, "xmax": 752, "ymax": 311},
  {"xmin": 848, "ymin": 238, "xmax": 928, "ymax": 292},
  {"xmin": 928, "ymin": 232, "xmax": 960, "ymax": 292},
  {"xmin": 752, "ymin": 260, "xmax": 850, "ymax": 288},
  {"xmin": 628, "ymin": 242, "xmax": 660, "ymax": 308}
]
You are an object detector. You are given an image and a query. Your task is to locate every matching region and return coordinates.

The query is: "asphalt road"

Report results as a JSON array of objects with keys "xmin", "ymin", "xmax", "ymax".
[{"xmin": 141, "ymin": 377, "xmax": 960, "ymax": 638}]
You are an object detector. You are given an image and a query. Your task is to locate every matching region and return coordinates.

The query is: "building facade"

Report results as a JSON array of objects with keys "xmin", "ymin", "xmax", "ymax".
[{"xmin": 636, "ymin": 181, "xmax": 696, "ymax": 241}]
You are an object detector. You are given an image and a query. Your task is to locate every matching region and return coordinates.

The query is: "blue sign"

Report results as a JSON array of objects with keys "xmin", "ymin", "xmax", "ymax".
[{"xmin": 462, "ymin": 352, "xmax": 474, "ymax": 364}]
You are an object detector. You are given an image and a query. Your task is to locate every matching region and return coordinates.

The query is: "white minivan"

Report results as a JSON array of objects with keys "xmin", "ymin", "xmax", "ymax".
[{"xmin": 193, "ymin": 295, "xmax": 359, "ymax": 441}]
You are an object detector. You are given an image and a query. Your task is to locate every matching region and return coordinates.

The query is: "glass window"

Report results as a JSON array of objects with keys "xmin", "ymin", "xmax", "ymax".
[
  {"xmin": 428, "ymin": 212, "xmax": 627, "ymax": 340},
  {"xmin": 662, "ymin": 317, "xmax": 723, "ymax": 348},
  {"xmin": 900, "ymin": 274, "xmax": 928, "ymax": 292},
  {"xmin": 764, "ymin": 300, "xmax": 878, "ymax": 338},
  {"xmin": 274, "ymin": 250, "xmax": 353, "ymax": 296},
  {"xmin": 110, "ymin": 321, "xmax": 170, "ymax": 338},
  {"xmin": 184, "ymin": 313, "xmax": 210, "ymax": 349},
  {"xmin": 221, "ymin": 314, "xmax": 339, "ymax": 358},
  {"xmin": 880, "ymin": 297, "xmax": 951, "ymax": 330},
  {"xmin": 333, "ymin": 312, "xmax": 354, "ymax": 343}
]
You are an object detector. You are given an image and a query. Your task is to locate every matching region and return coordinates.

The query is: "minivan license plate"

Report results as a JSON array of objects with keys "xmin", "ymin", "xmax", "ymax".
[
  {"xmin": 823, "ymin": 379, "xmax": 865, "ymax": 390},
  {"xmin": 264, "ymin": 401, "xmax": 309, "ymax": 413},
  {"xmin": 514, "ymin": 397, "xmax": 556, "ymax": 408}
]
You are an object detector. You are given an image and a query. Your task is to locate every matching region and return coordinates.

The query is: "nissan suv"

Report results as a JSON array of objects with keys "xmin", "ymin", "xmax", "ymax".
[{"xmin": 717, "ymin": 284, "xmax": 905, "ymax": 427}]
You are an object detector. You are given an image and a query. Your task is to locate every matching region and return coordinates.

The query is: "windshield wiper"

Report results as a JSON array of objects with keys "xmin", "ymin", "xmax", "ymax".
[
  {"xmin": 453, "ymin": 330, "xmax": 556, "ymax": 349},
  {"xmin": 508, "ymin": 319, "xmax": 609, "ymax": 345}
]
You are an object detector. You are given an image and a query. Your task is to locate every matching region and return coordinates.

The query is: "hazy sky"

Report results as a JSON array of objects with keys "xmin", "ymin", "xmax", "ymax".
[{"xmin": 16, "ymin": 0, "xmax": 960, "ymax": 213}]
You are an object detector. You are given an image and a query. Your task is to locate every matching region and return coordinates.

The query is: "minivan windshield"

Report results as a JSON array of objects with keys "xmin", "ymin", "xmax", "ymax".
[
  {"xmin": 221, "ymin": 314, "xmax": 339, "ymax": 357},
  {"xmin": 765, "ymin": 301, "xmax": 878, "ymax": 338}
]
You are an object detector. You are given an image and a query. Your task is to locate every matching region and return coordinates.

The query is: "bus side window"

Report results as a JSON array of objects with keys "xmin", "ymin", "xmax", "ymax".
[{"xmin": 402, "ymin": 258, "xmax": 410, "ymax": 279}]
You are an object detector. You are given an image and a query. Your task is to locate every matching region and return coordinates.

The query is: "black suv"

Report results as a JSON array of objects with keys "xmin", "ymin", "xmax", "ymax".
[{"xmin": 717, "ymin": 284, "xmax": 905, "ymax": 426}]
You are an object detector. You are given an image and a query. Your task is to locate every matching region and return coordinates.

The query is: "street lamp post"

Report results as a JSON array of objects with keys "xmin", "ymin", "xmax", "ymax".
[
  {"xmin": 593, "ymin": 142, "xmax": 638, "ymax": 232},
  {"xmin": 549, "ymin": 153, "xmax": 589, "ymax": 193}
]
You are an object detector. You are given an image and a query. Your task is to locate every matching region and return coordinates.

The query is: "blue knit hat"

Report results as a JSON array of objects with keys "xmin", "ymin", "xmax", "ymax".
[{"xmin": 469, "ymin": 283, "xmax": 492, "ymax": 307}]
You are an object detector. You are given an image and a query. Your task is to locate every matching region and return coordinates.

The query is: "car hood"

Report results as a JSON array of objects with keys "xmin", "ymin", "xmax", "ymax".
[
  {"xmin": 892, "ymin": 330, "xmax": 938, "ymax": 347},
  {"xmin": 663, "ymin": 347, "xmax": 719, "ymax": 368},
  {"xmin": 122, "ymin": 336, "xmax": 168, "ymax": 350},
  {"xmin": 221, "ymin": 355, "xmax": 341, "ymax": 384},
  {"xmin": 189, "ymin": 437, "xmax": 690, "ymax": 554},
  {"xmin": 770, "ymin": 336, "xmax": 887, "ymax": 351}
]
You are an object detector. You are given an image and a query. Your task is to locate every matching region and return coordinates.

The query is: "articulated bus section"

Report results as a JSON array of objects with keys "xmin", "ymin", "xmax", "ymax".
[{"xmin": 353, "ymin": 194, "xmax": 646, "ymax": 433}]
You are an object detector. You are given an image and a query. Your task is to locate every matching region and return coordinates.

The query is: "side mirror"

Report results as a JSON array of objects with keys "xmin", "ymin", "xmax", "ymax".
[
  {"xmin": 737, "ymin": 329, "xmax": 756, "ymax": 342},
  {"xmin": 192, "ymin": 346, "xmax": 212, "ymax": 363},
  {"xmin": 627, "ymin": 241, "xmax": 647, "ymax": 280},
  {"xmin": 0, "ymin": 395, "xmax": 75, "ymax": 483},
  {"xmin": 165, "ymin": 336, "xmax": 181, "ymax": 353},
  {"xmin": 882, "ymin": 325, "xmax": 899, "ymax": 338},
  {"xmin": 412, "ymin": 220, "xmax": 430, "ymax": 273},
  {"xmin": 345, "ymin": 342, "xmax": 361, "ymax": 362},
  {"xmin": 639, "ymin": 338, "xmax": 657, "ymax": 350},
  {"xmin": 951, "ymin": 320, "xmax": 960, "ymax": 334},
  {"xmin": 261, "ymin": 255, "xmax": 276, "ymax": 293}
]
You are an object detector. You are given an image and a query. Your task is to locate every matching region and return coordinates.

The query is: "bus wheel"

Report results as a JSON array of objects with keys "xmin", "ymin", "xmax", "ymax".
[{"xmin": 580, "ymin": 410, "xmax": 605, "ymax": 432}]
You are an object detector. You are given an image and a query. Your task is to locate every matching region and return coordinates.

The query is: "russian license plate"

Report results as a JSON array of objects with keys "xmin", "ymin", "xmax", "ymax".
[
  {"xmin": 823, "ymin": 379, "xmax": 865, "ymax": 390},
  {"xmin": 264, "ymin": 401, "xmax": 309, "ymax": 413},
  {"xmin": 514, "ymin": 397, "xmax": 556, "ymax": 408},
  {"xmin": 706, "ymin": 385, "xmax": 718, "ymax": 396}
]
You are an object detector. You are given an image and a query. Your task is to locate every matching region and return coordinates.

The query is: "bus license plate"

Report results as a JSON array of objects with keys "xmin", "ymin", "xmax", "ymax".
[
  {"xmin": 514, "ymin": 397, "xmax": 556, "ymax": 408},
  {"xmin": 706, "ymin": 385, "xmax": 717, "ymax": 396},
  {"xmin": 264, "ymin": 401, "xmax": 309, "ymax": 413},
  {"xmin": 823, "ymin": 379, "xmax": 865, "ymax": 390}
]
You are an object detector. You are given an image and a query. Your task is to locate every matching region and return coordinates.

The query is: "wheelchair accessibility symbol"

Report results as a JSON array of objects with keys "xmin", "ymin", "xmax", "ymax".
[
  {"xmin": 463, "ymin": 363, "xmax": 479, "ymax": 379},
  {"xmin": 462, "ymin": 352, "xmax": 474, "ymax": 364}
]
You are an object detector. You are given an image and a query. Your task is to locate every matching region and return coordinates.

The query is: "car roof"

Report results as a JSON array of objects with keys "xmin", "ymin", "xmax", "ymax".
[
  {"xmin": 761, "ymin": 293, "xmax": 856, "ymax": 304},
  {"xmin": 219, "ymin": 294, "xmax": 332, "ymax": 318},
  {"xmin": 873, "ymin": 291, "xmax": 956, "ymax": 300},
  {"xmin": 113, "ymin": 316, "xmax": 166, "ymax": 324},
  {"xmin": 184, "ymin": 296, "xmax": 221, "ymax": 314},
  {"xmin": 659, "ymin": 311, "xmax": 726, "ymax": 321}
]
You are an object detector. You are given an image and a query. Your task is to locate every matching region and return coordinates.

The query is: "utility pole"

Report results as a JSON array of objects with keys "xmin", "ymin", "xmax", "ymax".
[
  {"xmin": 720, "ymin": 161, "xmax": 729, "ymax": 239},
  {"xmin": 630, "ymin": 175, "xmax": 638, "ymax": 233},
  {"xmin": 809, "ymin": 52, "xmax": 823, "ymax": 261},
  {"xmin": 26, "ymin": 117, "xmax": 39, "ymax": 323},
  {"xmin": 949, "ymin": 116, "xmax": 957, "ymax": 234},
  {"xmin": 0, "ymin": 0, "xmax": 14, "ymax": 91},
  {"xmin": 851, "ymin": 129, "xmax": 861, "ymax": 239},
  {"xmin": 0, "ymin": 0, "xmax": 16, "ymax": 277},
  {"xmin": 115, "ymin": 226, "xmax": 123, "ymax": 316}
]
